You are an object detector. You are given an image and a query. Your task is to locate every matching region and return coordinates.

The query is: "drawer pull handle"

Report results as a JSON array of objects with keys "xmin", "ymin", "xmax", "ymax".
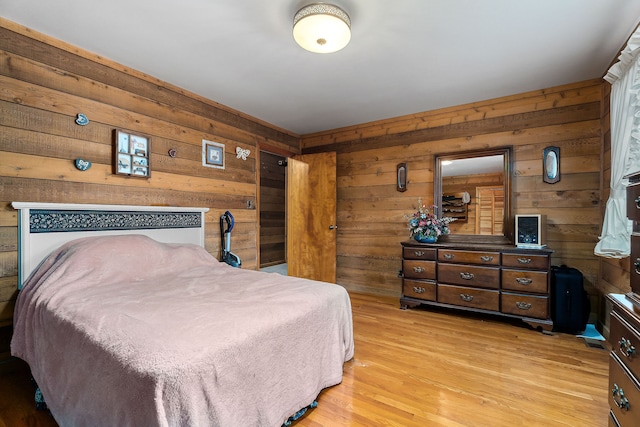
[
  {"xmin": 635, "ymin": 258, "xmax": 640, "ymax": 275},
  {"xmin": 460, "ymin": 294, "xmax": 474, "ymax": 302},
  {"xmin": 619, "ymin": 337, "xmax": 637, "ymax": 358},
  {"xmin": 413, "ymin": 267, "xmax": 425, "ymax": 273},
  {"xmin": 636, "ymin": 195, "xmax": 640, "ymax": 209},
  {"xmin": 414, "ymin": 251, "xmax": 425, "ymax": 257},
  {"xmin": 443, "ymin": 253, "xmax": 455, "ymax": 260},
  {"xmin": 515, "ymin": 278, "xmax": 533, "ymax": 285},
  {"xmin": 517, "ymin": 257, "xmax": 532, "ymax": 264},
  {"xmin": 612, "ymin": 384, "xmax": 630, "ymax": 411},
  {"xmin": 515, "ymin": 302, "xmax": 532, "ymax": 310},
  {"xmin": 412, "ymin": 286, "xmax": 425, "ymax": 294},
  {"xmin": 460, "ymin": 272, "xmax": 474, "ymax": 280},
  {"xmin": 480, "ymin": 256, "xmax": 494, "ymax": 262}
]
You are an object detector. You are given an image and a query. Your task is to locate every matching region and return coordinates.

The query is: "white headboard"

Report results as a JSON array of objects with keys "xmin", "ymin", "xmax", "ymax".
[{"xmin": 12, "ymin": 202, "xmax": 209, "ymax": 289}]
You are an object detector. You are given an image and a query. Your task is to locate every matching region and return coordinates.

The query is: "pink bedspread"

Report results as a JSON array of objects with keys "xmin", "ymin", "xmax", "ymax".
[{"xmin": 11, "ymin": 235, "xmax": 354, "ymax": 426}]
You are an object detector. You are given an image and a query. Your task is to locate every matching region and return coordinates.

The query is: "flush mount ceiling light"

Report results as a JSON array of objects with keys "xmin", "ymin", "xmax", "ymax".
[{"xmin": 293, "ymin": 3, "xmax": 351, "ymax": 53}]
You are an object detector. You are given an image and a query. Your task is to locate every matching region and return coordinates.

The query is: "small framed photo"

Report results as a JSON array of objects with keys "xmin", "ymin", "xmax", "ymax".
[
  {"xmin": 113, "ymin": 129, "xmax": 151, "ymax": 178},
  {"xmin": 117, "ymin": 153, "xmax": 132, "ymax": 174},
  {"xmin": 202, "ymin": 139, "xmax": 225, "ymax": 169}
]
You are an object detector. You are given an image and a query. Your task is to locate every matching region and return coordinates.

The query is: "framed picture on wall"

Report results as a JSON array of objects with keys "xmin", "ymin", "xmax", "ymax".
[
  {"xmin": 202, "ymin": 139, "xmax": 225, "ymax": 169},
  {"xmin": 113, "ymin": 129, "xmax": 151, "ymax": 178}
]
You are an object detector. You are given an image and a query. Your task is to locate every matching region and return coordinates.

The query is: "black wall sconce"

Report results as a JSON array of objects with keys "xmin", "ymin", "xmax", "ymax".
[
  {"xmin": 543, "ymin": 146, "xmax": 560, "ymax": 184},
  {"xmin": 397, "ymin": 162, "xmax": 407, "ymax": 192}
]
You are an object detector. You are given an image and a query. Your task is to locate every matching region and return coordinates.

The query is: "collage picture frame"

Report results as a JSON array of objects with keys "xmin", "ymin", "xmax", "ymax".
[{"xmin": 114, "ymin": 129, "xmax": 151, "ymax": 178}]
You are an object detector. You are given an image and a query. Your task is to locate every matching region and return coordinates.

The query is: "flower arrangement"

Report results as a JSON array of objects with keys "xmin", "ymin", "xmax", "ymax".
[{"xmin": 405, "ymin": 198, "xmax": 456, "ymax": 242}]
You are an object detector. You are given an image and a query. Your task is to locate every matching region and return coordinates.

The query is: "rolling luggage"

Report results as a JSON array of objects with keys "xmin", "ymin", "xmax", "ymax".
[{"xmin": 551, "ymin": 265, "xmax": 590, "ymax": 334}]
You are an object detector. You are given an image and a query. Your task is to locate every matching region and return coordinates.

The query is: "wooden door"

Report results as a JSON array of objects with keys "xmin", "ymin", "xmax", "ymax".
[
  {"xmin": 259, "ymin": 151, "xmax": 286, "ymax": 267},
  {"xmin": 287, "ymin": 152, "xmax": 337, "ymax": 283},
  {"xmin": 475, "ymin": 186, "xmax": 504, "ymax": 235}
]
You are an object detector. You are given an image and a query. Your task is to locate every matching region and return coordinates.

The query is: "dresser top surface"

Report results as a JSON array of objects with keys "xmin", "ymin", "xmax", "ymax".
[
  {"xmin": 608, "ymin": 293, "xmax": 640, "ymax": 316},
  {"xmin": 401, "ymin": 240, "xmax": 553, "ymax": 254}
]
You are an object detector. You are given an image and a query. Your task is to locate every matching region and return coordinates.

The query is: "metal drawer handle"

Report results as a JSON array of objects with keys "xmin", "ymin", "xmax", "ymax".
[
  {"xmin": 443, "ymin": 253, "xmax": 455, "ymax": 260},
  {"xmin": 480, "ymin": 256, "xmax": 493, "ymax": 262},
  {"xmin": 414, "ymin": 251, "xmax": 425, "ymax": 257},
  {"xmin": 413, "ymin": 267, "xmax": 425, "ymax": 273},
  {"xmin": 635, "ymin": 258, "xmax": 640, "ymax": 275},
  {"xmin": 515, "ymin": 302, "xmax": 532, "ymax": 310},
  {"xmin": 460, "ymin": 272, "xmax": 474, "ymax": 280},
  {"xmin": 636, "ymin": 195, "xmax": 640, "ymax": 209},
  {"xmin": 516, "ymin": 278, "xmax": 533, "ymax": 285},
  {"xmin": 517, "ymin": 257, "xmax": 532, "ymax": 264},
  {"xmin": 612, "ymin": 384, "xmax": 630, "ymax": 411},
  {"xmin": 413, "ymin": 286, "xmax": 425, "ymax": 294},
  {"xmin": 619, "ymin": 337, "xmax": 637, "ymax": 359},
  {"xmin": 459, "ymin": 294, "xmax": 474, "ymax": 302}
]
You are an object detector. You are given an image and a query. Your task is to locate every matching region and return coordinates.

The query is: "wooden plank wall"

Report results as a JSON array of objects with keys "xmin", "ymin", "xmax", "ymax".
[
  {"xmin": 259, "ymin": 151, "xmax": 287, "ymax": 267},
  {"xmin": 301, "ymin": 79, "xmax": 610, "ymax": 300},
  {"xmin": 0, "ymin": 19, "xmax": 300, "ymax": 357}
]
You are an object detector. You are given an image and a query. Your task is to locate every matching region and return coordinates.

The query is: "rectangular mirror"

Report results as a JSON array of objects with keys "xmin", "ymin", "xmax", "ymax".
[{"xmin": 434, "ymin": 147, "xmax": 513, "ymax": 244}]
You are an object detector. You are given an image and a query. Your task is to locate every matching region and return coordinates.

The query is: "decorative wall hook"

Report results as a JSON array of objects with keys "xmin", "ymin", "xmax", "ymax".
[
  {"xmin": 236, "ymin": 147, "xmax": 250, "ymax": 160},
  {"xmin": 75, "ymin": 113, "xmax": 89, "ymax": 126},
  {"xmin": 543, "ymin": 146, "xmax": 560, "ymax": 184},
  {"xmin": 396, "ymin": 162, "xmax": 407, "ymax": 192},
  {"xmin": 74, "ymin": 158, "xmax": 92, "ymax": 171}
]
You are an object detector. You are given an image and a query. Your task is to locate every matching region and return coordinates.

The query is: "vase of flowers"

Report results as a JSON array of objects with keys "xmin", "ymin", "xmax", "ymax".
[{"xmin": 405, "ymin": 198, "xmax": 455, "ymax": 243}]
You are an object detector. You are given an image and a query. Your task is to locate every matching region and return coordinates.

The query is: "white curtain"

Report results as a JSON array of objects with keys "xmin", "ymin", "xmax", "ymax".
[{"xmin": 594, "ymin": 26, "xmax": 640, "ymax": 258}]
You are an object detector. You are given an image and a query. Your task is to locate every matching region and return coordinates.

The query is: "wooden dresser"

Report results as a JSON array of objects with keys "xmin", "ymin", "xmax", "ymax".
[
  {"xmin": 401, "ymin": 241, "xmax": 554, "ymax": 331},
  {"xmin": 607, "ymin": 171, "xmax": 640, "ymax": 426}
]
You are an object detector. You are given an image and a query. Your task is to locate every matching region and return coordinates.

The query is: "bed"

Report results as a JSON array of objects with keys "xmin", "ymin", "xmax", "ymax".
[{"xmin": 10, "ymin": 202, "xmax": 354, "ymax": 427}]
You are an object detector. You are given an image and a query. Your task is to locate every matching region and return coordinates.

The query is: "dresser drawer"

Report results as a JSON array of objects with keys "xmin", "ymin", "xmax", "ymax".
[
  {"xmin": 403, "ymin": 246, "xmax": 437, "ymax": 261},
  {"xmin": 403, "ymin": 260, "xmax": 436, "ymax": 280},
  {"xmin": 611, "ymin": 310, "xmax": 640, "ymax": 378},
  {"xmin": 631, "ymin": 236, "xmax": 640, "ymax": 296},
  {"xmin": 609, "ymin": 353, "xmax": 640, "ymax": 427},
  {"xmin": 437, "ymin": 284, "xmax": 499, "ymax": 311},
  {"xmin": 627, "ymin": 182, "xmax": 640, "ymax": 221},
  {"xmin": 502, "ymin": 253, "xmax": 549, "ymax": 270},
  {"xmin": 438, "ymin": 263, "xmax": 499, "ymax": 289},
  {"xmin": 501, "ymin": 269, "xmax": 548, "ymax": 294},
  {"xmin": 403, "ymin": 279, "xmax": 436, "ymax": 301},
  {"xmin": 438, "ymin": 249, "xmax": 500, "ymax": 266},
  {"xmin": 501, "ymin": 292, "xmax": 548, "ymax": 319},
  {"xmin": 610, "ymin": 410, "xmax": 621, "ymax": 427}
]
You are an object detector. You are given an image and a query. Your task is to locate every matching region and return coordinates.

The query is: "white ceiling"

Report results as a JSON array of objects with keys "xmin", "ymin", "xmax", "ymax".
[{"xmin": 2, "ymin": 0, "xmax": 639, "ymax": 135}]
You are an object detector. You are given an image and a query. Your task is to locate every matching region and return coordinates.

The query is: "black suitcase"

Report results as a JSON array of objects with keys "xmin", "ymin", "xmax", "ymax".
[{"xmin": 551, "ymin": 265, "xmax": 590, "ymax": 334}]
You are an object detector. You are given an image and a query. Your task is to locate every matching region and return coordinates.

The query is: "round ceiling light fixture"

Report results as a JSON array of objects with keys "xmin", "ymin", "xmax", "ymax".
[{"xmin": 293, "ymin": 3, "xmax": 351, "ymax": 54}]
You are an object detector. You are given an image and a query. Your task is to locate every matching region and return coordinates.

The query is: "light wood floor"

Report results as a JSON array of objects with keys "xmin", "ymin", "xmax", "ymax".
[{"xmin": 0, "ymin": 292, "xmax": 610, "ymax": 426}]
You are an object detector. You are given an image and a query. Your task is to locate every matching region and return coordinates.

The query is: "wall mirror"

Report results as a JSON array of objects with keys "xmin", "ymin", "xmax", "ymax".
[
  {"xmin": 543, "ymin": 146, "xmax": 560, "ymax": 184},
  {"xmin": 434, "ymin": 147, "xmax": 513, "ymax": 244},
  {"xmin": 397, "ymin": 162, "xmax": 407, "ymax": 192}
]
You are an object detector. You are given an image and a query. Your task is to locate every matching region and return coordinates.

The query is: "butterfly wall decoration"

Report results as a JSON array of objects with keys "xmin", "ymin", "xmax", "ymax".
[{"xmin": 236, "ymin": 147, "xmax": 250, "ymax": 160}]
